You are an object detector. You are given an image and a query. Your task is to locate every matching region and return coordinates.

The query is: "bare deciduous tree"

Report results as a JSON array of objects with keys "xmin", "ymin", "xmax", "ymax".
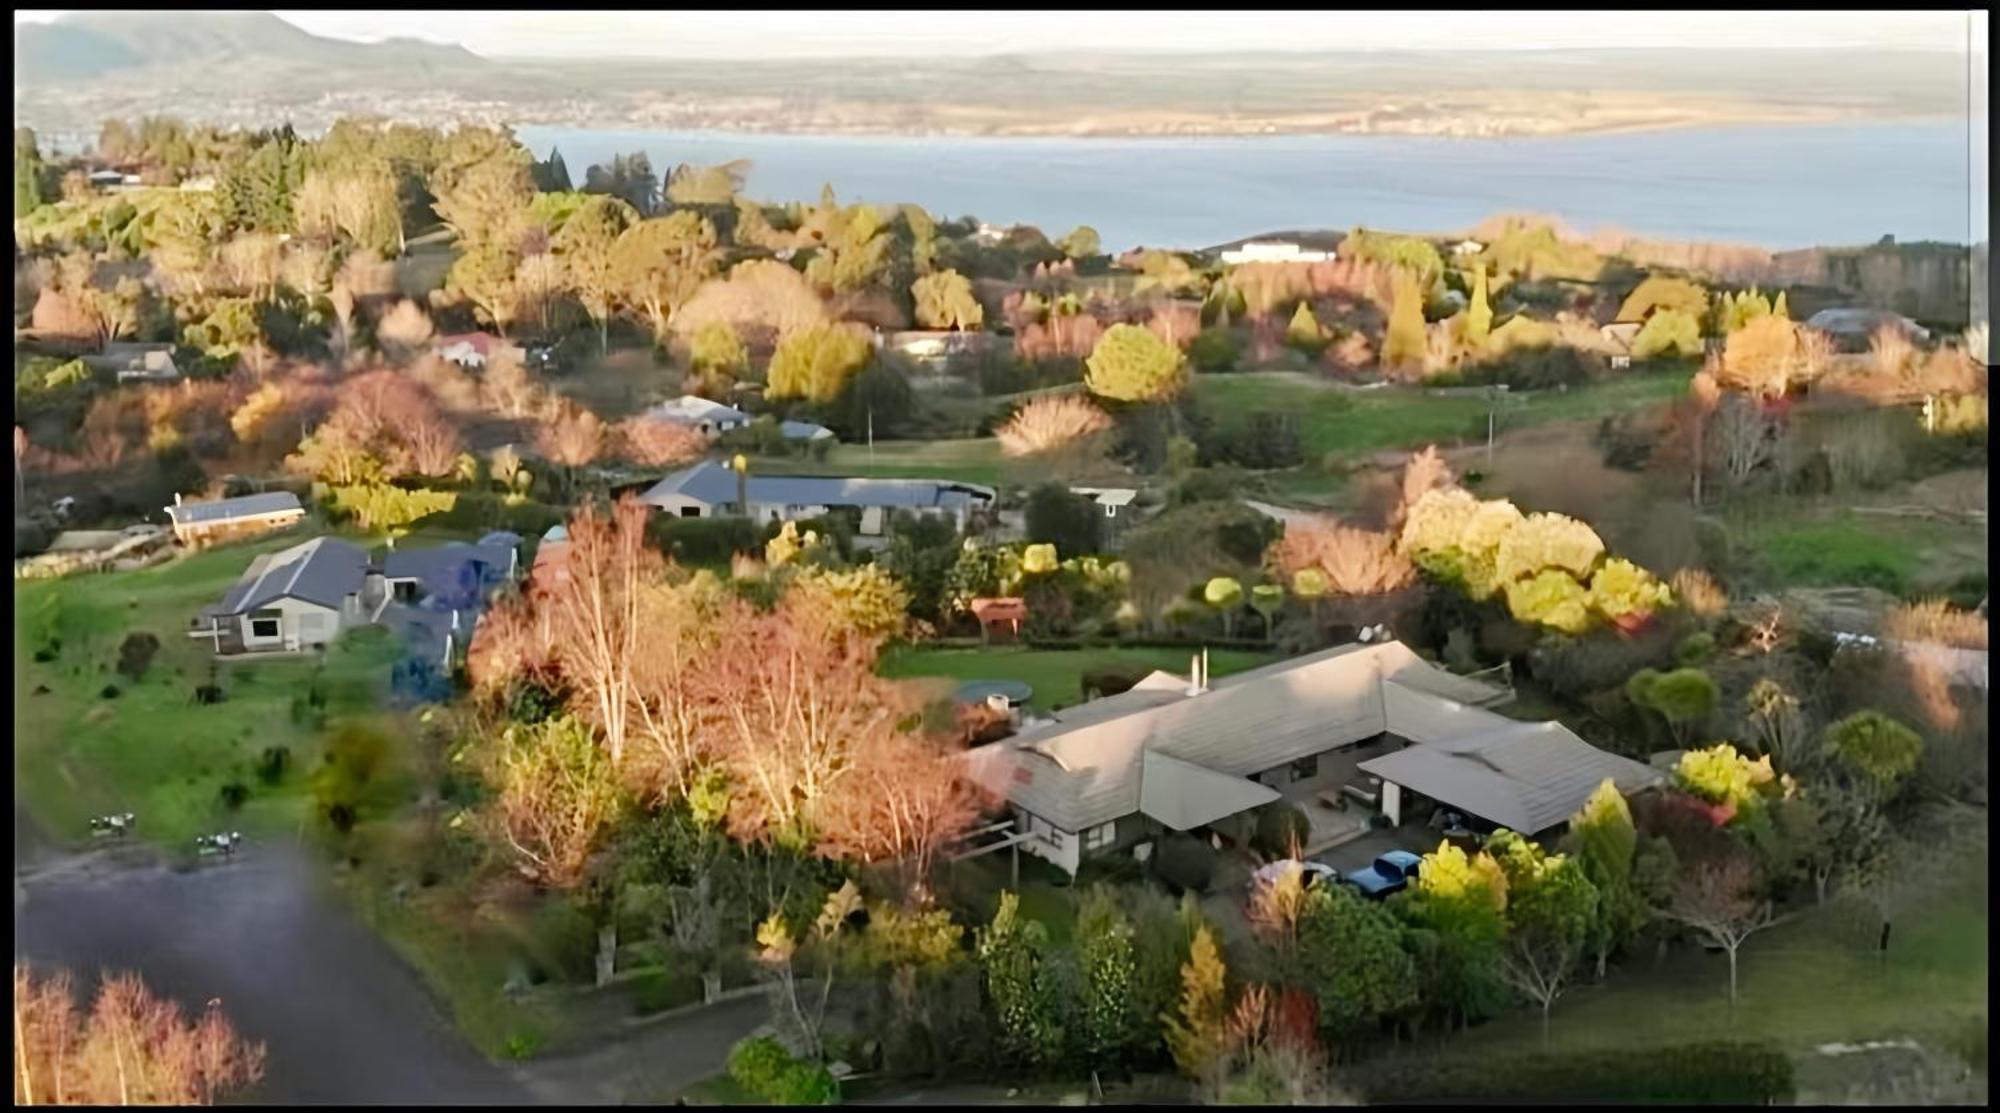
[
  {"xmin": 1664, "ymin": 856, "xmax": 1780, "ymax": 1006},
  {"xmin": 13, "ymin": 964, "xmax": 265, "ymax": 1106}
]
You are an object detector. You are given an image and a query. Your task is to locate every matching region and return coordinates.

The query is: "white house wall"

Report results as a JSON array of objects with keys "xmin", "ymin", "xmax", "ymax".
[{"xmin": 237, "ymin": 597, "xmax": 345, "ymax": 652}]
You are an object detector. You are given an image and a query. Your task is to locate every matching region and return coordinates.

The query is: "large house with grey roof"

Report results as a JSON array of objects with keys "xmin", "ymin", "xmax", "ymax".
[
  {"xmin": 164, "ymin": 491, "xmax": 307, "ymax": 547},
  {"xmin": 637, "ymin": 459, "xmax": 996, "ymax": 535},
  {"xmin": 963, "ymin": 640, "xmax": 1662, "ymax": 876},
  {"xmin": 189, "ymin": 534, "xmax": 519, "ymax": 659}
]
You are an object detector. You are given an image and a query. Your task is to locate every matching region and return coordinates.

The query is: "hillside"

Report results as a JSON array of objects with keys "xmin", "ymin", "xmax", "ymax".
[
  {"xmin": 12, "ymin": 14, "xmax": 1968, "ymax": 140},
  {"xmin": 13, "ymin": 10, "xmax": 484, "ymax": 86}
]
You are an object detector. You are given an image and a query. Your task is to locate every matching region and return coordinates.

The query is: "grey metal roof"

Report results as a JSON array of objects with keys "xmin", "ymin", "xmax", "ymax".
[
  {"xmin": 639, "ymin": 460, "xmax": 996, "ymax": 512},
  {"xmin": 1805, "ymin": 308, "xmax": 1926, "ymax": 336},
  {"xmin": 213, "ymin": 538, "xmax": 369, "ymax": 615},
  {"xmin": 1360, "ymin": 723, "xmax": 1663, "ymax": 834},
  {"xmin": 166, "ymin": 491, "xmax": 304, "ymax": 527},
  {"xmin": 779, "ymin": 420, "xmax": 835, "ymax": 441},
  {"xmin": 985, "ymin": 641, "xmax": 1514, "ymax": 832},
  {"xmin": 381, "ymin": 541, "xmax": 515, "ymax": 585}
]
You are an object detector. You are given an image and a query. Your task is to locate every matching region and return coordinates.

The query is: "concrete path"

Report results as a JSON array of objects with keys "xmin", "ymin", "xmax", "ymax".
[{"xmin": 512, "ymin": 993, "xmax": 770, "ymax": 1104}]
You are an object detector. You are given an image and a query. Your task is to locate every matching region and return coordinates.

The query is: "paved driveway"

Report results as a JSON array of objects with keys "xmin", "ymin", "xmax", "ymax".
[{"xmin": 15, "ymin": 834, "xmax": 531, "ymax": 1104}]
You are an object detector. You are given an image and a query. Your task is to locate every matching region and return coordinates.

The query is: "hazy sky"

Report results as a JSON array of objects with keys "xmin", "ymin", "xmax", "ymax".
[{"xmin": 12, "ymin": 9, "xmax": 1982, "ymax": 59}]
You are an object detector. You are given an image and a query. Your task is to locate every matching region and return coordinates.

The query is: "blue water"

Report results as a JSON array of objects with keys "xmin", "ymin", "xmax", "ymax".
[{"xmin": 517, "ymin": 120, "xmax": 1975, "ymax": 253}]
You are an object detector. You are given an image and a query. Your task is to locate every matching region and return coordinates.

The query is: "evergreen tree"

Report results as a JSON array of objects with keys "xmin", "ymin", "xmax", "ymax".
[
  {"xmin": 14, "ymin": 127, "xmax": 46, "ymax": 219},
  {"xmin": 1383, "ymin": 269, "xmax": 1428, "ymax": 370},
  {"xmin": 534, "ymin": 146, "xmax": 574, "ymax": 193},
  {"xmin": 1465, "ymin": 264, "xmax": 1493, "ymax": 349},
  {"xmin": 1286, "ymin": 301, "xmax": 1327, "ymax": 353}
]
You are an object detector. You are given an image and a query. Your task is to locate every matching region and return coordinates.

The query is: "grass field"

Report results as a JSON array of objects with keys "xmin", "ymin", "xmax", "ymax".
[
  {"xmin": 1195, "ymin": 369, "xmax": 1692, "ymax": 461},
  {"xmin": 1723, "ymin": 503, "xmax": 1987, "ymax": 598},
  {"xmin": 1444, "ymin": 851, "xmax": 1987, "ymax": 1077},
  {"xmin": 760, "ymin": 438, "xmax": 1009, "ymax": 487},
  {"xmin": 879, "ymin": 643, "xmax": 1280, "ymax": 712},
  {"xmin": 13, "ymin": 530, "xmax": 408, "ymax": 847}
]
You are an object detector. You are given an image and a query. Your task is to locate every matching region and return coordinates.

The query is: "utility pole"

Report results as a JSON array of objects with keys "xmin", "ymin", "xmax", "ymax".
[{"xmin": 867, "ymin": 406, "xmax": 875, "ymax": 466}]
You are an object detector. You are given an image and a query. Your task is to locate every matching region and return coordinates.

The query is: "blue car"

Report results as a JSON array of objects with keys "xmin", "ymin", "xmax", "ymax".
[{"xmin": 1342, "ymin": 850, "xmax": 1423, "ymax": 898}]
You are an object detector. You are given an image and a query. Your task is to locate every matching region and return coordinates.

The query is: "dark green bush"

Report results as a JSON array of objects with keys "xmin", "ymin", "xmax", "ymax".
[
  {"xmin": 1152, "ymin": 833, "xmax": 1217, "ymax": 894},
  {"xmin": 99, "ymin": 684, "xmax": 121, "ymax": 700},
  {"xmin": 1252, "ymin": 802, "xmax": 1312, "ymax": 859},
  {"xmin": 1189, "ymin": 329, "xmax": 1240, "ymax": 373},
  {"xmin": 1023, "ymin": 484, "xmax": 1102, "ymax": 557},
  {"xmin": 218, "ymin": 781, "xmax": 250, "ymax": 810},
  {"xmin": 646, "ymin": 515, "xmax": 761, "ymax": 568},
  {"xmin": 255, "ymin": 746, "xmax": 291, "ymax": 786},
  {"xmin": 1354, "ymin": 1040, "xmax": 1793, "ymax": 1105},
  {"xmin": 522, "ymin": 898, "xmax": 601, "ymax": 985},
  {"xmin": 629, "ymin": 968, "xmax": 704, "ymax": 1017},
  {"xmin": 1081, "ymin": 663, "xmax": 1153, "ymax": 699},
  {"xmin": 1675, "ymin": 631, "xmax": 1716, "ymax": 666}
]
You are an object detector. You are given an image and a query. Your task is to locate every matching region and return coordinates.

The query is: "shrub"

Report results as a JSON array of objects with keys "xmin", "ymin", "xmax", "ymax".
[
  {"xmin": 1152, "ymin": 833, "xmax": 1217, "ymax": 894},
  {"xmin": 218, "ymin": 781, "xmax": 250, "ymax": 810},
  {"xmin": 255, "ymin": 746, "xmax": 292, "ymax": 786},
  {"xmin": 1023, "ymin": 484, "xmax": 1102, "ymax": 556},
  {"xmin": 503, "ymin": 1030, "xmax": 544, "ymax": 1060},
  {"xmin": 1252, "ymin": 803, "xmax": 1312, "ymax": 859},
  {"xmin": 728, "ymin": 1035, "xmax": 840, "ymax": 1105},
  {"xmin": 112, "ymin": 632, "xmax": 161, "ymax": 681},
  {"xmin": 98, "ymin": 684, "xmax": 121, "ymax": 700},
  {"xmin": 630, "ymin": 968, "xmax": 703, "ymax": 1016},
  {"xmin": 1081, "ymin": 663, "xmax": 1153, "ymax": 699},
  {"xmin": 1189, "ymin": 328, "xmax": 1240, "ymax": 373},
  {"xmin": 1674, "ymin": 631, "xmax": 1716, "ymax": 666},
  {"xmin": 1352, "ymin": 1041, "xmax": 1793, "ymax": 1104},
  {"xmin": 646, "ymin": 515, "xmax": 762, "ymax": 567}
]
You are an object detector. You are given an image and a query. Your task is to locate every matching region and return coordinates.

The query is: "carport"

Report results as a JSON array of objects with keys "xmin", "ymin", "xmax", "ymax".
[{"xmin": 1358, "ymin": 720, "xmax": 1663, "ymax": 836}]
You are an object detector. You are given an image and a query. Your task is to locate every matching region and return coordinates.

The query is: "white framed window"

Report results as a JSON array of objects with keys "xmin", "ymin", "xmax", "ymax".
[
  {"xmin": 1084, "ymin": 822, "xmax": 1116, "ymax": 851},
  {"xmin": 249, "ymin": 609, "xmax": 282, "ymax": 639}
]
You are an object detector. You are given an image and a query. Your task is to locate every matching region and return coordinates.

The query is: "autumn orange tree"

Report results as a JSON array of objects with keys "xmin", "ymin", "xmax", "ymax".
[
  {"xmin": 543, "ymin": 497, "xmax": 662, "ymax": 766},
  {"xmin": 13, "ymin": 965, "xmax": 265, "ymax": 1106},
  {"xmin": 994, "ymin": 394, "xmax": 1114, "ymax": 458}
]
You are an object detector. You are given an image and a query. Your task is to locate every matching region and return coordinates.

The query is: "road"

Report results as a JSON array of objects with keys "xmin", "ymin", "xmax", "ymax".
[{"xmin": 13, "ymin": 805, "xmax": 759, "ymax": 1104}]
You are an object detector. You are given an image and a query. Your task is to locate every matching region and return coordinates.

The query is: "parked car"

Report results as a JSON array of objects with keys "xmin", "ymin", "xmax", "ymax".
[
  {"xmin": 1343, "ymin": 850, "xmax": 1423, "ymax": 899},
  {"xmin": 1250, "ymin": 859, "xmax": 1339, "ymax": 897}
]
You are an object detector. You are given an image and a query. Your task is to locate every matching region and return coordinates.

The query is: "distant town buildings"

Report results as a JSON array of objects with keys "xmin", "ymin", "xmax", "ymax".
[
  {"xmin": 637, "ymin": 459, "xmax": 996, "ymax": 536},
  {"xmin": 1220, "ymin": 241, "xmax": 1334, "ymax": 266}
]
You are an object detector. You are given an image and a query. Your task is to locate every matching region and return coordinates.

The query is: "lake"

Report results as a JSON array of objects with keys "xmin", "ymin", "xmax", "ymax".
[{"xmin": 516, "ymin": 120, "xmax": 1977, "ymax": 253}]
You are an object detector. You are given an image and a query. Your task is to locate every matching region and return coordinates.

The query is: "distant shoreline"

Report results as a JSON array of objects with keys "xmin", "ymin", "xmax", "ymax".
[
  {"xmin": 492, "ymin": 109, "xmax": 1956, "ymax": 144},
  {"xmin": 19, "ymin": 107, "xmax": 1962, "ymax": 151}
]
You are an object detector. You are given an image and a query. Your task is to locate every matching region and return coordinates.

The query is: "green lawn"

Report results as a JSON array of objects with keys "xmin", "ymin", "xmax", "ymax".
[
  {"xmin": 757, "ymin": 438, "xmax": 1009, "ymax": 487},
  {"xmin": 1724, "ymin": 504, "xmax": 1986, "ymax": 597},
  {"xmin": 879, "ymin": 643, "xmax": 1281, "ymax": 712},
  {"xmin": 14, "ymin": 530, "xmax": 403, "ymax": 847},
  {"xmin": 1195, "ymin": 369, "xmax": 1692, "ymax": 461},
  {"xmin": 1446, "ymin": 852, "xmax": 1988, "ymax": 1068}
]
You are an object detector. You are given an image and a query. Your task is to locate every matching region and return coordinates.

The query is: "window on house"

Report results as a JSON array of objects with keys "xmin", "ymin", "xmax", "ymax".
[
  {"xmin": 1289, "ymin": 755, "xmax": 1319, "ymax": 782},
  {"xmin": 1084, "ymin": 822, "xmax": 1116, "ymax": 851},
  {"xmin": 679, "ymin": 506, "xmax": 701, "ymax": 518},
  {"xmin": 249, "ymin": 609, "xmax": 281, "ymax": 639}
]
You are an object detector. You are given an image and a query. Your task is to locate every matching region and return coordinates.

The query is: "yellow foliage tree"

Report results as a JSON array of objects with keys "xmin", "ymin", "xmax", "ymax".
[
  {"xmin": 1085, "ymin": 323, "xmax": 1188, "ymax": 403},
  {"xmin": 767, "ymin": 323, "xmax": 874, "ymax": 404}
]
